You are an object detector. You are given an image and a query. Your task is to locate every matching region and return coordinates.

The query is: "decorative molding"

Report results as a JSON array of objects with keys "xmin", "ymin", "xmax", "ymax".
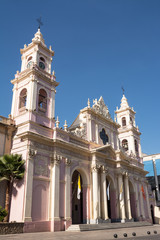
[
  {"xmin": 100, "ymin": 165, "xmax": 108, "ymax": 173},
  {"xmin": 50, "ymin": 154, "xmax": 62, "ymax": 165},
  {"xmin": 92, "ymin": 96, "xmax": 112, "ymax": 120},
  {"xmin": 28, "ymin": 149, "xmax": 37, "ymax": 160},
  {"xmin": 65, "ymin": 158, "xmax": 71, "ymax": 166},
  {"xmin": 91, "ymin": 164, "xmax": 101, "ymax": 173}
]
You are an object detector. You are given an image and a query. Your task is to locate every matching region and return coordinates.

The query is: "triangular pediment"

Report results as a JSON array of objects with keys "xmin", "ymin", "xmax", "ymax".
[{"xmin": 94, "ymin": 144, "xmax": 116, "ymax": 159}]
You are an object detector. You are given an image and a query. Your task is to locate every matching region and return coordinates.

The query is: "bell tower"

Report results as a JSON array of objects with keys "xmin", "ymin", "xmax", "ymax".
[
  {"xmin": 10, "ymin": 29, "xmax": 59, "ymax": 133},
  {"xmin": 115, "ymin": 94, "xmax": 142, "ymax": 159}
]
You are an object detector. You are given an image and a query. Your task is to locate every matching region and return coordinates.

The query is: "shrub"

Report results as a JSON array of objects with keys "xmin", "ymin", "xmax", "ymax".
[{"xmin": 0, "ymin": 206, "xmax": 7, "ymax": 222}]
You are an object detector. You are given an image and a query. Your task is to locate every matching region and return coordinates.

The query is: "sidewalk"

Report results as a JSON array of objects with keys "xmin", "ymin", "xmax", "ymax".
[{"xmin": 0, "ymin": 225, "xmax": 160, "ymax": 240}]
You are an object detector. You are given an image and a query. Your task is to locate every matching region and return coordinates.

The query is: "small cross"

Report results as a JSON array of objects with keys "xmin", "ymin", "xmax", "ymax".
[
  {"xmin": 122, "ymin": 86, "xmax": 125, "ymax": 95},
  {"xmin": 36, "ymin": 17, "xmax": 43, "ymax": 29}
]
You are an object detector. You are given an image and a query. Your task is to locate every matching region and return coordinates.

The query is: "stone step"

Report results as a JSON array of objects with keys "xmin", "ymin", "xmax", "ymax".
[{"xmin": 66, "ymin": 221, "xmax": 152, "ymax": 232}]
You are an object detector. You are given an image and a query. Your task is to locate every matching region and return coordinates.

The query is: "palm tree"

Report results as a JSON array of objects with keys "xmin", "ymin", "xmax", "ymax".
[{"xmin": 0, "ymin": 154, "xmax": 25, "ymax": 222}]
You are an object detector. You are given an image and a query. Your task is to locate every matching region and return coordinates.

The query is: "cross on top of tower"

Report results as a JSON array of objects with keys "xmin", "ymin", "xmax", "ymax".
[
  {"xmin": 36, "ymin": 17, "xmax": 43, "ymax": 29},
  {"xmin": 122, "ymin": 86, "xmax": 125, "ymax": 95}
]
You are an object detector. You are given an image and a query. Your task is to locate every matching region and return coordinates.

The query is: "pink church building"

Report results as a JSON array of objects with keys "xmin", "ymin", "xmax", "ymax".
[{"xmin": 5, "ymin": 29, "xmax": 152, "ymax": 232}]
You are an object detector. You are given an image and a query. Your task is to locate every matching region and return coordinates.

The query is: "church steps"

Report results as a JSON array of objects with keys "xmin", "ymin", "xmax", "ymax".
[{"xmin": 66, "ymin": 221, "xmax": 152, "ymax": 232}]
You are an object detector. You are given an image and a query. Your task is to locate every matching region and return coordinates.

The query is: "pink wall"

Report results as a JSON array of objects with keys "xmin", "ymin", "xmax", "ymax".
[{"xmin": 31, "ymin": 179, "xmax": 49, "ymax": 221}]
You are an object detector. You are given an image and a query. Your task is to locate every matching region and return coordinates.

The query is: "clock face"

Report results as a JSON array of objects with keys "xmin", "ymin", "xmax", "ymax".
[
  {"xmin": 39, "ymin": 61, "xmax": 45, "ymax": 70},
  {"xmin": 27, "ymin": 61, "xmax": 33, "ymax": 68}
]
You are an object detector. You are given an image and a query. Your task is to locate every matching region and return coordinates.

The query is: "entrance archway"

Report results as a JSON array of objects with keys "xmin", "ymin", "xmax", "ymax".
[
  {"xmin": 106, "ymin": 176, "xmax": 116, "ymax": 221},
  {"xmin": 129, "ymin": 180, "xmax": 136, "ymax": 220},
  {"xmin": 72, "ymin": 170, "xmax": 83, "ymax": 224}
]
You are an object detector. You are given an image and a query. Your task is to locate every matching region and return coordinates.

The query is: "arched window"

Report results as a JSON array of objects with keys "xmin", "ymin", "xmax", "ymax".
[
  {"xmin": 122, "ymin": 139, "xmax": 128, "ymax": 151},
  {"xmin": 28, "ymin": 56, "xmax": 32, "ymax": 62},
  {"xmin": 27, "ymin": 56, "xmax": 33, "ymax": 68},
  {"xmin": 40, "ymin": 57, "xmax": 45, "ymax": 62},
  {"xmin": 19, "ymin": 88, "xmax": 27, "ymax": 109},
  {"xmin": 122, "ymin": 117, "xmax": 126, "ymax": 126},
  {"xmin": 135, "ymin": 139, "xmax": 138, "ymax": 153},
  {"xmin": 38, "ymin": 89, "xmax": 47, "ymax": 111},
  {"xmin": 39, "ymin": 57, "xmax": 45, "ymax": 70}
]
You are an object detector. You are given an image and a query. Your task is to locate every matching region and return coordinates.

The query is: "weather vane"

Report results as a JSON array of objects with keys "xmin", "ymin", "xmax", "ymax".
[
  {"xmin": 36, "ymin": 17, "xmax": 43, "ymax": 29},
  {"xmin": 122, "ymin": 86, "xmax": 125, "ymax": 95}
]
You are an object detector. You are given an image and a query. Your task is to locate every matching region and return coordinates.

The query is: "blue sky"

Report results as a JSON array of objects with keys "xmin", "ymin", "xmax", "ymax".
[{"xmin": 1, "ymin": 0, "xmax": 160, "ymax": 155}]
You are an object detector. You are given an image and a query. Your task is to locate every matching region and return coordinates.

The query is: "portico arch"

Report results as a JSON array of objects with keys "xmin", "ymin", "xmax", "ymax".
[
  {"xmin": 71, "ymin": 167, "xmax": 89, "ymax": 224},
  {"xmin": 106, "ymin": 174, "xmax": 117, "ymax": 221},
  {"xmin": 129, "ymin": 179, "xmax": 137, "ymax": 220}
]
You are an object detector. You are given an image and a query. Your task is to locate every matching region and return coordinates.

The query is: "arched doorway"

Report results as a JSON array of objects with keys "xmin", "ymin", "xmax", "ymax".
[
  {"xmin": 106, "ymin": 176, "xmax": 116, "ymax": 221},
  {"xmin": 129, "ymin": 180, "xmax": 136, "ymax": 220},
  {"xmin": 72, "ymin": 170, "xmax": 83, "ymax": 224},
  {"xmin": 151, "ymin": 205, "xmax": 155, "ymax": 224}
]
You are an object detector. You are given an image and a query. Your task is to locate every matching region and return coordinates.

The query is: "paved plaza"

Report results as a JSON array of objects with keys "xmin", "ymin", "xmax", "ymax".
[{"xmin": 1, "ymin": 225, "xmax": 160, "ymax": 240}]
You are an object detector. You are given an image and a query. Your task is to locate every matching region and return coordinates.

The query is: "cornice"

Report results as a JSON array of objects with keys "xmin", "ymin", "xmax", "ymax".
[
  {"xmin": 115, "ymin": 107, "xmax": 136, "ymax": 114},
  {"xmin": 20, "ymin": 41, "xmax": 54, "ymax": 56},
  {"xmin": 118, "ymin": 125, "xmax": 141, "ymax": 136},
  {"xmin": 11, "ymin": 66, "xmax": 59, "ymax": 88}
]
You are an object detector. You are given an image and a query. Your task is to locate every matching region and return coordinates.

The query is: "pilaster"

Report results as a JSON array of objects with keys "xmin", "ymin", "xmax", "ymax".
[
  {"xmin": 24, "ymin": 148, "xmax": 37, "ymax": 222},
  {"xmin": 50, "ymin": 88, "xmax": 56, "ymax": 119},
  {"xmin": 65, "ymin": 158, "xmax": 71, "ymax": 221}
]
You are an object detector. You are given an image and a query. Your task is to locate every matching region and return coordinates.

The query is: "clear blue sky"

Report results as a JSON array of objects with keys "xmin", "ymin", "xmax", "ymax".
[{"xmin": 1, "ymin": 0, "xmax": 160, "ymax": 155}]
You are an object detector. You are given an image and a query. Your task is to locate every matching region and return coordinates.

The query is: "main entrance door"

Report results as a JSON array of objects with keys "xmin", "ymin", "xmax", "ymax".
[{"xmin": 72, "ymin": 170, "xmax": 83, "ymax": 224}]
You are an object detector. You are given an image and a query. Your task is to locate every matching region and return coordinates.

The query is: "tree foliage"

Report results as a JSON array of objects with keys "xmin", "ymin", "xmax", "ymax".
[{"xmin": 0, "ymin": 154, "xmax": 25, "ymax": 221}]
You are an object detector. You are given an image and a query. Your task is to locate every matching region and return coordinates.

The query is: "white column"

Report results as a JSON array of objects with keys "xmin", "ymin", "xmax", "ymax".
[
  {"xmin": 95, "ymin": 122, "xmax": 99, "ymax": 144},
  {"xmin": 24, "ymin": 149, "xmax": 37, "ymax": 221},
  {"xmin": 134, "ymin": 178, "xmax": 140, "ymax": 219},
  {"xmin": 53, "ymin": 157, "xmax": 60, "ymax": 219},
  {"xmin": 145, "ymin": 183, "xmax": 151, "ymax": 219},
  {"xmin": 65, "ymin": 158, "xmax": 71, "ymax": 221},
  {"xmin": 11, "ymin": 83, "xmax": 18, "ymax": 118},
  {"xmin": 124, "ymin": 173, "xmax": 132, "ymax": 219},
  {"xmin": 118, "ymin": 173, "xmax": 126, "ymax": 221},
  {"xmin": 130, "ymin": 135, "xmax": 135, "ymax": 155},
  {"xmin": 92, "ymin": 165, "xmax": 99, "ymax": 222},
  {"xmin": 88, "ymin": 116, "xmax": 92, "ymax": 141},
  {"xmin": 49, "ymin": 154, "xmax": 60, "ymax": 232},
  {"xmin": 139, "ymin": 182, "xmax": 145, "ymax": 218},
  {"xmin": 27, "ymin": 76, "xmax": 37, "ymax": 111},
  {"xmin": 49, "ymin": 158, "xmax": 54, "ymax": 231},
  {"xmin": 50, "ymin": 88, "xmax": 55, "ymax": 119},
  {"xmin": 101, "ymin": 168, "xmax": 108, "ymax": 220}
]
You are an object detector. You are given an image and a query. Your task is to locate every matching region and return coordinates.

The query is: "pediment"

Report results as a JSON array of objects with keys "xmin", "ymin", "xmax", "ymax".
[{"xmin": 95, "ymin": 144, "xmax": 116, "ymax": 159}]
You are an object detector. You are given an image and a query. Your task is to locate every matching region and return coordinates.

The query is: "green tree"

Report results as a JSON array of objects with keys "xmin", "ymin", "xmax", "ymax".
[{"xmin": 0, "ymin": 154, "xmax": 25, "ymax": 222}]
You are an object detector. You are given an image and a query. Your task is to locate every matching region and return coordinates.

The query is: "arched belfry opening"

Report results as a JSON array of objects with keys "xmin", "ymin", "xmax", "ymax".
[{"xmin": 72, "ymin": 170, "xmax": 83, "ymax": 224}]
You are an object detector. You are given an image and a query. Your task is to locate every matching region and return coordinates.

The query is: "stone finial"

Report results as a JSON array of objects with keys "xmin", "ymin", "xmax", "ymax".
[
  {"xmin": 87, "ymin": 98, "xmax": 90, "ymax": 108},
  {"xmin": 52, "ymin": 70, "xmax": 55, "ymax": 76},
  {"xmin": 120, "ymin": 94, "xmax": 129, "ymax": 110},
  {"xmin": 64, "ymin": 120, "xmax": 68, "ymax": 131},
  {"xmin": 49, "ymin": 45, "xmax": 52, "ymax": 51},
  {"xmin": 24, "ymin": 44, "xmax": 27, "ymax": 49},
  {"xmin": 32, "ymin": 28, "xmax": 46, "ymax": 46},
  {"xmin": 56, "ymin": 116, "xmax": 60, "ymax": 128}
]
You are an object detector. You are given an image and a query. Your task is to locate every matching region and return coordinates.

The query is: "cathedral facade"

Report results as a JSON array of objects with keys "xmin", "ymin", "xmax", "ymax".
[{"xmin": 7, "ymin": 29, "xmax": 151, "ymax": 232}]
